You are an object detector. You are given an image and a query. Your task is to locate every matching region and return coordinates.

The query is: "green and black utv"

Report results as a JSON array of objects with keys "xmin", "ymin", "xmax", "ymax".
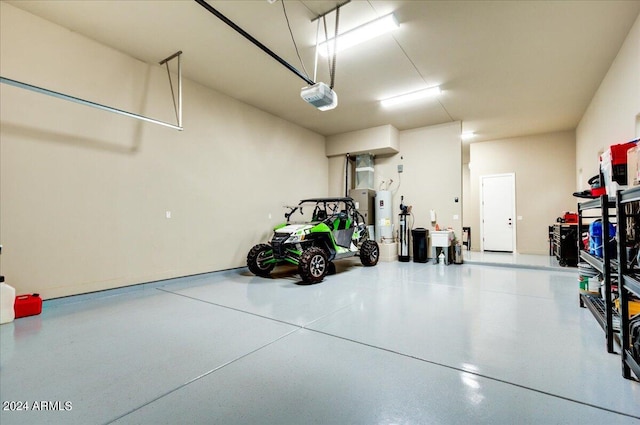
[{"xmin": 247, "ymin": 197, "xmax": 379, "ymax": 283}]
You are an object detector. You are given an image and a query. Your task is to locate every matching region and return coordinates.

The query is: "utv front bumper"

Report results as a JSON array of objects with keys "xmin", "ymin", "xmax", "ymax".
[{"xmin": 270, "ymin": 233, "xmax": 303, "ymax": 265}]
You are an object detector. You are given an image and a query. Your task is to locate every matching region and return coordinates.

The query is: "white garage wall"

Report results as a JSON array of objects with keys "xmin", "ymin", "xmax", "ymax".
[
  {"xmin": 328, "ymin": 121, "xmax": 463, "ymax": 240},
  {"xmin": 468, "ymin": 131, "xmax": 576, "ymax": 255},
  {"xmin": 0, "ymin": 3, "xmax": 327, "ymax": 299},
  {"xmin": 576, "ymin": 13, "xmax": 640, "ymax": 188}
]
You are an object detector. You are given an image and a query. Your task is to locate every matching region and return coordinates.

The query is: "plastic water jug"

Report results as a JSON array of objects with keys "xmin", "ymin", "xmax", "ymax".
[{"xmin": 1, "ymin": 282, "xmax": 16, "ymax": 324}]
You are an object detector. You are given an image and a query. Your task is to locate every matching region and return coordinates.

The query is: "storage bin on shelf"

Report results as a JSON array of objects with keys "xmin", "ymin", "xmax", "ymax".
[
  {"xmin": 600, "ymin": 140, "xmax": 637, "ymax": 194},
  {"xmin": 589, "ymin": 220, "xmax": 616, "ymax": 258},
  {"xmin": 578, "ymin": 262, "xmax": 600, "ymax": 294},
  {"xmin": 615, "ymin": 298, "xmax": 640, "ymax": 319}
]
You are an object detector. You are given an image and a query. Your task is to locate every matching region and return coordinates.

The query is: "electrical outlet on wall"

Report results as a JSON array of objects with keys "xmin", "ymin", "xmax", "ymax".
[{"xmin": 397, "ymin": 164, "xmax": 403, "ymax": 173}]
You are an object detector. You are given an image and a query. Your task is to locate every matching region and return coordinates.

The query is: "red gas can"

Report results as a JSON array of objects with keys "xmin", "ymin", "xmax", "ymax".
[
  {"xmin": 14, "ymin": 293, "xmax": 42, "ymax": 318},
  {"xmin": 563, "ymin": 212, "xmax": 578, "ymax": 224}
]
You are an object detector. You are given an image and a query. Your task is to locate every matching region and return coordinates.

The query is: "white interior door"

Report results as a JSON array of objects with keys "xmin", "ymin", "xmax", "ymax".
[{"xmin": 481, "ymin": 173, "xmax": 515, "ymax": 252}]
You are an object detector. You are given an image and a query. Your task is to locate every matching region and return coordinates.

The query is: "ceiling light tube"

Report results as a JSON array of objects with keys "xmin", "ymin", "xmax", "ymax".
[
  {"xmin": 461, "ymin": 131, "xmax": 476, "ymax": 140},
  {"xmin": 380, "ymin": 86, "xmax": 441, "ymax": 107},
  {"xmin": 318, "ymin": 13, "xmax": 399, "ymax": 57}
]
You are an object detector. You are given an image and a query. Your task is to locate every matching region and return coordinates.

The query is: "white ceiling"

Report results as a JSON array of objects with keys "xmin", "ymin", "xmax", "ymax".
[{"xmin": 6, "ymin": 0, "xmax": 640, "ymax": 142}]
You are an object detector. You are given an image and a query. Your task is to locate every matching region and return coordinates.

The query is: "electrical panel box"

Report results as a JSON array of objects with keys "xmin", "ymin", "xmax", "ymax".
[{"xmin": 349, "ymin": 188, "xmax": 375, "ymax": 225}]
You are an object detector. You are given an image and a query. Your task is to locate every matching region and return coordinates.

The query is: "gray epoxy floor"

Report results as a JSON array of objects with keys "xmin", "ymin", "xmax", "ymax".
[{"xmin": 1, "ymin": 257, "xmax": 639, "ymax": 424}]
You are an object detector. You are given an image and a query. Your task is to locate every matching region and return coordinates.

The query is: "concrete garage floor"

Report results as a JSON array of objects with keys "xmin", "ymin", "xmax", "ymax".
[
  {"xmin": 463, "ymin": 250, "xmax": 566, "ymax": 270},
  {"xmin": 1, "ymin": 254, "xmax": 639, "ymax": 424}
]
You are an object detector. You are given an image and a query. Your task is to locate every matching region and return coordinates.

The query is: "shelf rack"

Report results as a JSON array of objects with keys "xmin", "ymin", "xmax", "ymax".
[
  {"xmin": 615, "ymin": 186, "xmax": 640, "ymax": 381},
  {"xmin": 578, "ymin": 195, "xmax": 619, "ymax": 354}
]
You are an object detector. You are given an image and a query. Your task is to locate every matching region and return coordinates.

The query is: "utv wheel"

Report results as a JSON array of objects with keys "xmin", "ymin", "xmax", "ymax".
[
  {"xmin": 247, "ymin": 244, "xmax": 275, "ymax": 277},
  {"xmin": 360, "ymin": 240, "xmax": 379, "ymax": 266},
  {"xmin": 299, "ymin": 247, "xmax": 328, "ymax": 284}
]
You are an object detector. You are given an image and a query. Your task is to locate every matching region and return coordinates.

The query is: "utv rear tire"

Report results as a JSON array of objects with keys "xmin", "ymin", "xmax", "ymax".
[
  {"xmin": 247, "ymin": 244, "xmax": 275, "ymax": 277},
  {"xmin": 299, "ymin": 247, "xmax": 328, "ymax": 284},
  {"xmin": 360, "ymin": 240, "xmax": 379, "ymax": 266}
]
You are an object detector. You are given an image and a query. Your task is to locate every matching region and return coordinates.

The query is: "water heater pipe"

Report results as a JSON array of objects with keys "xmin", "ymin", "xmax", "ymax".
[{"xmin": 345, "ymin": 153, "xmax": 350, "ymax": 197}]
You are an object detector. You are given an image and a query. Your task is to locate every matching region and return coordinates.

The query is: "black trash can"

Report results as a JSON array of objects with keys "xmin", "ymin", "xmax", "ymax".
[{"xmin": 412, "ymin": 228, "xmax": 428, "ymax": 263}]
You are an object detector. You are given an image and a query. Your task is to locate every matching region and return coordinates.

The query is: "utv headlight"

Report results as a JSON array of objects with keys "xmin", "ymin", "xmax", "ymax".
[{"xmin": 286, "ymin": 233, "xmax": 306, "ymax": 243}]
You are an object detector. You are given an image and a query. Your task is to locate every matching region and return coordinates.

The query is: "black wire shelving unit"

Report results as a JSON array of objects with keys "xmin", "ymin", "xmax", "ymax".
[
  {"xmin": 578, "ymin": 195, "xmax": 620, "ymax": 354},
  {"xmin": 615, "ymin": 186, "xmax": 640, "ymax": 381}
]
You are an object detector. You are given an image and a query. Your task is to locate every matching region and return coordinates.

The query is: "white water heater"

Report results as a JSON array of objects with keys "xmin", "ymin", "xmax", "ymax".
[{"xmin": 375, "ymin": 190, "xmax": 393, "ymax": 242}]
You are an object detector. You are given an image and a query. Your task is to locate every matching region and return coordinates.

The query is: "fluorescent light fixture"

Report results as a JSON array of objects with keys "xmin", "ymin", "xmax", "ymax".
[
  {"xmin": 318, "ymin": 13, "xmax": 399, "ymax": 57},
  {"xmin": 461, "ymin": 131, "xmax": 475, "ymax": 141},
  {"xmin": 380, "ymin": 86, "xmax": 441, "ymax": 107}
]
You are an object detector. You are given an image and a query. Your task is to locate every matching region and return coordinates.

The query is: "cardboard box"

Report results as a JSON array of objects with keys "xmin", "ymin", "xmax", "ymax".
[{"xmin": 628, "ymin": 146, "xmax": 639, "ymax": 186}]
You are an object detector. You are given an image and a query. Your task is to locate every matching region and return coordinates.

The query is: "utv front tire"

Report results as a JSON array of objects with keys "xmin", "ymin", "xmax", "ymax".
[
  {"xmin": 360, "ymin": 240, "xmax": 379, "ymax": 266},
  {"xmin": 299, "ymin": 247, "xmax": 328, "ymax": 284},
  {"xmin": 247, "ymin": 244, "xmax": 275, "ymax": 277}
]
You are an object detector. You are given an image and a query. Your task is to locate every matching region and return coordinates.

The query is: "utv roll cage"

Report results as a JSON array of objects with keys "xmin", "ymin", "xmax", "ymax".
[{"xmin": 284, "ymin": 197, "xmax": 363, "ymax": 224}]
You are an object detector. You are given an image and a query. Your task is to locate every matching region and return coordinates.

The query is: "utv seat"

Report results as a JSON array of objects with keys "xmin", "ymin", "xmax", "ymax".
[
  {"xmin": 332, "ymin": 212, "xmax": 353, "ymax": 248},
  {"xmin": 332, "ymin": 211, "xmax": 349, "ymax": 230},
  {"xmin": 313, "ymin": 208, "xmax": 327, "ymax": 221}
]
